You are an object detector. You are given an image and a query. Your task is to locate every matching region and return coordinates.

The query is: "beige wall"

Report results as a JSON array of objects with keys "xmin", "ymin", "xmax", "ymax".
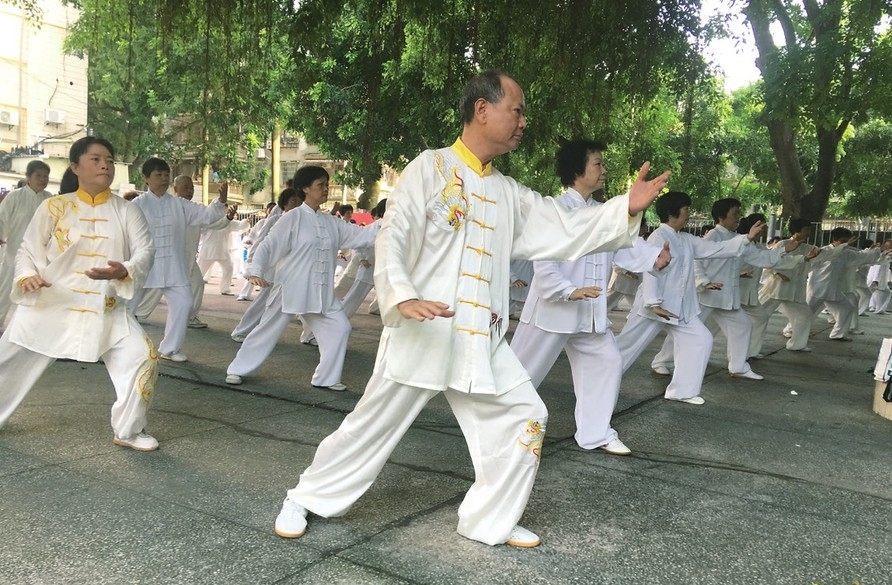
[{"xmin": 0, "ymin": 0, "xmax": 88, "ymax": 159}]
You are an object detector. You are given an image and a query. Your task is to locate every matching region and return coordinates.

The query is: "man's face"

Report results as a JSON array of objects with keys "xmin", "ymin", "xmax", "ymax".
[
  {"xmin": 340, "ymin": 210, "xmax": 353, "ymax": 222},
  {"xmin": 173, "ymin": 178, "xmax": 195, "ymax": 200},
  {"xmin": 670, "ymin": 206, "xmax": 691, "ymax": 228},
  {"xmin": 145, "ymin": 169, "xmax": 170, "ymax": 195},
  {"xmin": 576, "ymin": 150, "xmax": 607, "ymax": 195},
  {"xmin": 71, "ymin": 144, "xmax": 115, "ymax": 194},
  {"xmin": 719, "ymin": 206, "xmax": 741, "ymax": 231},
  {"xmin": 27, "ymin": 169, "xmax": 50, "ymax": 193},
  {"xmin": 483, "ymin": 76, "xmax": 527, "ymax": 154}
]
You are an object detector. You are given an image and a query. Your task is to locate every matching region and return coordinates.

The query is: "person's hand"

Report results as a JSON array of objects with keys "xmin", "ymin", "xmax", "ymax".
[
  {"xmin": 85, "ymin": 261, "xmax": 128, "ymax": 280},
  {"xmin": 704, "ymin": 282, "xmax": 723, "ymax": 290},
  {"xmin": 628, "ymin": 162, "xmax": 671, "ymax": 215},
  {"xmin": 655, "ymin": 241, "xmax": 671, "ymax": 271},
  {"xmin": 775, "ymin": 273, "xmax": 791, "ymax": 283},
  {"xmin": 783, "ymin": 239, "xmax": 801, "ymax": 252},
  {"xmin": 568, "ymin": 286, "xmax": 601, "ymax": 300},
  {"xmin": 398, "ymin": 299, "xmax": 455, "ymax": 321},
  {"xmin": 806, "ymin": 246, "xmax": 821, "ymax": 260},
  {"xmin": 218, "ymin": 181, "xmax": 229, "ymax": 203},
  {"xmin": 747, "ymin": 220, "xmax": 767, "ymax": 241},
  {"xmin": 249, "ymin": 275, "xmax": 271, "ymax": 288},
  {"xmin": 360, "ymin": 260, "xmax": 371, "ymax": 268},
  {"xmin": 649, "ymin": 305, "xmax": 678, "ymax": 321},
  {"xmin": 512, "ymin": 279, "xmax": 528, "ymax": 288},
  {"xmin": 740, "ymin": 270, "xmax": 753, "ymax": 279},
  {"xmin": 847, "ymin": 235, "xmax": 860, "ymax": 246},
  {"xmin": 19, "ymin": 275, "xmax": 51, "ymax": 293},
  {"xmin": 869, "ymin": 281, "xmax": 879, "ymax": 291},
  {"xmin": 225, "ymin": 204, "xmax": 238, "ymax": 221}
]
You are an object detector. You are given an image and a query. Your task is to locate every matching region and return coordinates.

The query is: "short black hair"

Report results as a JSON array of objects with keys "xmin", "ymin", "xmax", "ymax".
[
  {"xmin": 277, "ymin": 188, "xmax": 300, "ymax": 208},
  {"xmin": 459, "ymin": 69, "xmax": 506, "ymax": 125},
  {"xmin": 829, "ymin": 227, "xmax": 852, "ymax": 242},
  {"xmin": 788, "ymin": 218, "xmax": 813, "ymax": 235},
  {"xmin": 69, "ymin": 136, "xmax": 115, "ymax": 163},
  {"xmin": 293, "ymin": 165, "xmax": 329, "ymax": 197},
  {"xmin": 711, "ymin": 198, "xmax": 742, "ymax": 222},
  {"xmin": 655, "ymin": 191, "xmax": 692, "ymax": 223},
  {"xmin": 141, "ymin": 157, "xmax": 170, "ymax": 177},
  {"xmin": 25, "ymin": 160, "xmax": 51, "ymax": 176},
  {"xmin": 554, "ymin": 139, "xmax": 607, "ymax": 187}
]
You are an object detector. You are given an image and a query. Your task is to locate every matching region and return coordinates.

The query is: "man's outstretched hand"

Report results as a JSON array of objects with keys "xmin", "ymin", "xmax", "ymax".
[
  {"xmin": 628, "ymin": 162, "xmax": 671, "ymax": 215},
  {"xmin": 398, "ymin": 299, "xmax": 455, "ymax": 321}
]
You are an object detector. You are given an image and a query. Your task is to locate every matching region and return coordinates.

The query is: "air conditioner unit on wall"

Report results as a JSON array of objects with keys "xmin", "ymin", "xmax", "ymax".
[
  {"xmin": 0, "ymin": 110, "xmax": 19, "ymax": 126},
  {"xmin": 45, "ymin": 109, "xmax": 65, "ymax": 125}
]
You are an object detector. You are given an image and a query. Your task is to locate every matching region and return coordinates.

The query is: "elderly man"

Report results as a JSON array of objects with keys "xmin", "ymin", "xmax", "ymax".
[{"xmin": 271, "ymin": 70, "xmax": 670, "ymax": 549}]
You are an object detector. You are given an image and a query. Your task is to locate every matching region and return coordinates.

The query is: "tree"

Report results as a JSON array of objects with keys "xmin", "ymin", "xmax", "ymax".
[
  {"xmin": 836, "ymin": 118, "xmax": 892, "ymax": 216},
  {"xmin": 742, "ymin": 0, "xmax": 892, "ymax": 220}
]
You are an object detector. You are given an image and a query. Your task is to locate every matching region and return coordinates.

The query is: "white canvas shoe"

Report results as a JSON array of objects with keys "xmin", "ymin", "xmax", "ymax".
[
  {"xmin": 505, "ymin": 525, "xmax": 540, "ymax": 548},
  {"xmin": 669, "ymin": 395, "xmax": 705, "ymax": 405},
  {"xmin": 113, "ymin": 431, "xmax": 159, "ymax": 452},
  {"xmin": 225, "ymin": 375, "xmax": 243, "ymax": 385},
  {"xmin": 160, "ymin": 351, "xmax": 188, "ymax": 363},
  {"xmin": 599, "ymin": 438, "xmax": 632, "ymax": 456},
  {"xmin": 652, "ymin": 365, "xmax": 671, "ymax": 376},
  {"xmin": 731, "ymin": 370, "xmax": 764, "ymax": 381},
  {"xmin": 274, "ymin": 498, "xmax": 307, "ymax": 538}
]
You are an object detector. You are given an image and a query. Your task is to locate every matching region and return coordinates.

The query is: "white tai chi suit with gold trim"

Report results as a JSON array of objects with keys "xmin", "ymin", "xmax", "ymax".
[
  {"xmin": 0, "ymin": 184, "xmax": 53, "ymax": 324},
  {"xmin": 650, "ymin": 225, "xmax": 787, "ymax": 375},
  {"xmin": 226, "ymin": 204, "xmax": 378, "ymax": 386},
  {"xmin": 128, "ymin": 191, "xmax": 226, "ymax": 355},
  {"xmin": 284, "ymin": 139, "xmax": 641, "ymax": 546},
  {"xmin": 615, "ymin": 223, "xmax": 751, "ymax": 400},
  {"xmin": 0, "ymin": 189, "xmax": 157, "ymax": 440},
  {"xmin": 510, "ymin": 188, "xmax": 660, "ymax": 450}
]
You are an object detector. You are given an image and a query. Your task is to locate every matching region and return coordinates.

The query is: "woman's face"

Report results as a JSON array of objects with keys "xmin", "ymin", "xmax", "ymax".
[
  {"xmin": 27, "ymin": 169, "xmax": 50, "ymax": 193},
  {"xmin": 302, "ymin": 178, "xmax": 329, "ymax": 210},
  {"xmin": 71, "ymin": 144, "xmax": 115, "ymax": 194}
]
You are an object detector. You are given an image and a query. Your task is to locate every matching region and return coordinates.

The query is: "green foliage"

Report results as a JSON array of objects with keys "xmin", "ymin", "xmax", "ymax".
[{"xmin": 836, "ymin": 119, "xmax": 892, "ymax": 216}]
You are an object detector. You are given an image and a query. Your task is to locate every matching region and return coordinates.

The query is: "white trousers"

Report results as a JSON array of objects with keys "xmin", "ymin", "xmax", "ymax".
[
  {"xmin": 340, "ymin": 281, "xmax": 374, "ymax": 319},
  {"xmin": 870, "ymin": 288, "xmax": 891, "ymax": 313},
  {"xmin": 651, "ymin": 306, "xmax": 754, "ymax": 375},
  {"xmin": 806, "ymin": 293, "xmax": 854, "ymax": 339},
  {"xmin": 616, "ymin": 313, "xmax": 712, "ymax": 400},
  {"xmin": 606, "ymin": 291, "xmax": 635, "ymax": 312},
  {"xmin": 0, "ymin": 258, "xmax": 14, "ymax": 326},
  {"xmin": 129, "ymin": 285, "xmax": 193, "ymax": 355},
  {"xmin": 0, "ymin": 325, "xmax": 157, "ymax": 439},
  {"xmin": 231, "ymin": 286, "xmax": 273, "ymax": 338},
  {"xmin": 237, "ymin": 279, "xmax": 253, "ymax": 300},
  {"xmin": 199, "ymin": 256, "xmax": 234, "ymax": 294},
  {"xmin": 510, "ymin": 322, "xmax": 620, "ymax": 450},
  {"xmin": 845, "ymin": 292, "xmax": 861, "ymax": 331},
  {"xmin": 136, "ymin": 262, "xmax": 204, "ymax": 321},
  {"xmin": 227, "ymin": 298, "xmax": 351, "ymax": 387},
  {"xmin": 743, "ymin": 302, "xmax": 772, "ymax": 357},
  {"xmin": 855, "ymin": 286, "xmax": 872, "ymax": 316},
  {"xmin": 759, "ymin": 298, "xmax": 813, "ymax": 350},
  {"xmin": 286, "ymin": 366, "xmax": 547, "ymax": 546}
]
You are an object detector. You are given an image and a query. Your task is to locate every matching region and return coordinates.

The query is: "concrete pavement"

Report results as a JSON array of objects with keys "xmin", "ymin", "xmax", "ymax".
[{"xmin": 1, "ymin": 281, "xmax": 890, "ymax": 585}]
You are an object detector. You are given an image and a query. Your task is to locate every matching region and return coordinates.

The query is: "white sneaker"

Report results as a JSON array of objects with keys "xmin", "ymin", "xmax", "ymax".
[
  {"xmin": 231, "ymin": 334, "xmax": 246, "ymax": 343},
  {"xmin": 187, "ymin": 317, "xmax": 208, "ymax": 329},
  {"xmin": 113, "ymin": 431, "xmax": 159, "ymax": 452},
  {"xmin": 225, "ymin": 374, "xmax": 243, "ymax": 385},
  {"xmin": 731, "ymin": 370, "xmax": 764, "ymax": 381},
  {"xmin": 160, "ymin": 351, "xmax": 188, "ymax": 363},
  {"xmin": 669, "ymin": 395, "xmax": 705, "ymax": 405},
  {"xmin": 599, "ymin": 438, "xmax": 632, "ymax": 456},
  {"xmin": 274, "ymin": 498, "xmax": 307, "ymax": 538},
  {"xmin": 505, "ymin": 525, "xmax": 540, "ymax": 548},
  {"xmin": 652, "ymin": 365, "xmax": 671, "ymax": 376},
  {"xmin": 302, "ymin": 338, "xmax": 318, "ymax": 347},
  {"xmin": 313, "ymin": 383, "xmax": 347, "ymax": 392}
]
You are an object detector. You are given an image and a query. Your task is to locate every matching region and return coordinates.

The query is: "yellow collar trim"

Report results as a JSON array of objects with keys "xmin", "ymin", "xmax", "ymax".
[
  {"xmin": 450, "ymin": 139, "xmax": 492, "ymax": 177},
  {"xmin": 75, "ymin": 188, "xmax": 113, "ymax": 206}
]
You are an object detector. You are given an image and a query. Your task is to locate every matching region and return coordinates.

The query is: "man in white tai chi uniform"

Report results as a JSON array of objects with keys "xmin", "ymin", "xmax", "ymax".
[
  {"xmin": 271, "ymin": 70, "xmax": 671, "ymax": 548},
  {"xmin": 0, "ymin": 137, "xmax": 159, "ymax": 451}
]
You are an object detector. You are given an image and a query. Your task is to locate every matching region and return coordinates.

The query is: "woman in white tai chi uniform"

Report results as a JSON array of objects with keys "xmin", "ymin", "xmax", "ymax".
[
  {"xmin": 224, "ymin": 166, "xmax": 378, "ymax": 391},
  {"xmin": 0, "ymin": 137, "xmax": 159, "ymax": 451},
  {"xmin": 270, "ymin": 70, "xmax": 670, "ymax": 549}
]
